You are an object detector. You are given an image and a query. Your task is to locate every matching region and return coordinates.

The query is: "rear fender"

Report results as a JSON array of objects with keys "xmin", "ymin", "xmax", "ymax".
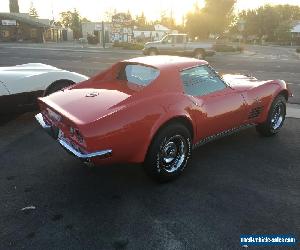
[{"xmin": 256, "ymin": 80, "xmax": 289, "ymax": 124}]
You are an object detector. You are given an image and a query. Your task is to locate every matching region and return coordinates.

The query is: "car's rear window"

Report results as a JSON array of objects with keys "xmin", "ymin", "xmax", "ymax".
[{"xmin": 119, "ymin": 64, "xmax": 160, "ymax": 86}]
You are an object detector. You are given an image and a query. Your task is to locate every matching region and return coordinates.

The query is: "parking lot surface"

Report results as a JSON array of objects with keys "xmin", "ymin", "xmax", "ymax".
[{"xmin": 0, "ymin": 45, "xmax": 299, "ymax": 249}]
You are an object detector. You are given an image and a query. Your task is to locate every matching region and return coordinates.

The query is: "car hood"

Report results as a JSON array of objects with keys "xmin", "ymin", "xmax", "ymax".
[
  {"xmin": 40, "ymin": 86, "xmax": 133, "ymax": 125},
  {"xmin": 222, "ymin": 74, "xmax": 270, "ymax": 91},
  {"xmin": 0, "ymin": 63, "xmax": 64, "ymax": 85},
  {"xmin": 145, "ymin": 41, "xmax": 161, "ymax": 47}
]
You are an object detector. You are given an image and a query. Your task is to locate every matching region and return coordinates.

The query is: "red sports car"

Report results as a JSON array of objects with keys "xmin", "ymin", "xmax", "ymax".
[{"xmin": 36, "ymin": 56, "xmax": 292, "ymax": 181}]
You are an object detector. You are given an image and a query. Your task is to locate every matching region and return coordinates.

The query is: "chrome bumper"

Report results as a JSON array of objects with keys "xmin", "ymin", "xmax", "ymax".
[{"xmin": 35, "ymin": 113, "xmax": 112, "ymax": 160}]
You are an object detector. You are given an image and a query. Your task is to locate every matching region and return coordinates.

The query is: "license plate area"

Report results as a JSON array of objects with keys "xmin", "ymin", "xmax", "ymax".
[{"xmin": 58, "ymin": 129, "xmax": 82, "ymax": 153}]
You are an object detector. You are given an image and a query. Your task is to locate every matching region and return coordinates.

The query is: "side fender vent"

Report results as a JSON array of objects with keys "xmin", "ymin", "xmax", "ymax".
[{"xmin": 248, "ymin": 106, "xmax": 263, "ymax": 119}]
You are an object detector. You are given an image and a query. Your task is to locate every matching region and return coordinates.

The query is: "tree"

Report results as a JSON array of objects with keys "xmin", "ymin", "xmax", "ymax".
[
  {"xmin": 104, "ymin": 9, "xmax": 117, "ymax": 22},
  {"xmin": 158, "ymin": 11, "xmax": 176, "ymax": 29},
  {"xmin": 9, "ymin": 0, "xmax": 19, "ymax": 13},
  {"xmin": 29, "ymin": 2, "xmax": 39, "ymax": 18},
  {"xmin": 234, "ymin": 4, "xmax": 300, "ymax": 42},
  {"xmin": 60, "ymin": 9, "xmax": 88, "ymax": 39},
  {"xmin": 185, "ymin": 2, "xmax": 209, "ymax": 39},
  {"xmin": 204, "ymin": 0, "xmax": 236, "ymax": 35},
  {"xmin": 185, "ymin": 0, "xmax": 236, "ymax": 39},
  {"xmin": 135, "ymin": 12, "xmax": 147, "ymax": 27}
]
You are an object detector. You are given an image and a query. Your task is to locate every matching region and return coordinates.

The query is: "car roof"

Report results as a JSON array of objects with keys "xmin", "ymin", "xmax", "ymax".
[{"xmin": 123, "ymin": 56, "xmax": 208, "ymax": 71}]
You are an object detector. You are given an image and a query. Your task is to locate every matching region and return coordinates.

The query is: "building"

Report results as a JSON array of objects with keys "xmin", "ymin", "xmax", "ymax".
[
  {"xmin": 111, "ymin": 13, "xmax": 133, "ymax": 43},
  {"xmin": 81, "ymin": 22, "xmax": 111, "ymax": 43},
  {"xmin": 291, "ymin": 21, "xmax": 300, "ymax": 45},
  {"xmin": 133, "ymin": 24, "xmax": 176, "ymax": 42},
  {"xmin": 0, "ymin": 12, "xmax": 62, "ymax": 43}
]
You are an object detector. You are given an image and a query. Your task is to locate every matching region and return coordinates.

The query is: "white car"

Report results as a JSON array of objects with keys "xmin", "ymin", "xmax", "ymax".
[{"xmin": 0, "ymin": 63, "xmax": 88, "ymax": 115}]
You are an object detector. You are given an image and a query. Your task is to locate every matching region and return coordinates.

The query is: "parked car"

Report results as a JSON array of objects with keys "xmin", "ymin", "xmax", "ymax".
[
  {"xmin": 143, "ymin": 34, "xmax": 215, "ymax": 59},
  {"xmin": 35, "ymin": 56, "xmax": 292, "ymax": 182},
  {"xmin": 0, "ymin": 63, "xmax": 88, "ymax": 115}
]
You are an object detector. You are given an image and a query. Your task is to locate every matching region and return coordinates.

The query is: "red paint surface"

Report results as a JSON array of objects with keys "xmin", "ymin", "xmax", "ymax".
[{"xmin": 38, "ymin": 56, "xmax": 289, "ymax": 165}]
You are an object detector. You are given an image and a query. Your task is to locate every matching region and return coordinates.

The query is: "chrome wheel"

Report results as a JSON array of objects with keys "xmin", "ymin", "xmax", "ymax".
[
  {"xmin": 271, "ymin": 102, "xmax": 285, "ymax": 130},
  {"xmin": 158, "ymin": 135, "xmax": 188, "ymax": 173}
]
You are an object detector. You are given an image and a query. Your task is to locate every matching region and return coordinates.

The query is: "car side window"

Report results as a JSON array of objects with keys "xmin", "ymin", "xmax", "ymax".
[
  {"xmin": 180, "ymin": 66, "xmax": 226, "ymax": 96},
  {"xmin": 120, "ymin": 64, "xmax": 160, "ymax": 86},
  {"xmin": 163, "ymin": 35, "xmax": 175, "ymax": 44},
  {"xmin": 176, "ymin": 36, "xmax": 185, "ymax": 44}
]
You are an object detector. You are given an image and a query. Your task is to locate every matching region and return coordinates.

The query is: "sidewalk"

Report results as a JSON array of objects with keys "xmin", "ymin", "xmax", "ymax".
[
  {"xmin": 0, "ymin": 41, "xmax": 112, "ymax": 49},
  {"xmin": 0, "ymin": 41, "xmax": 142, "ymax": 54},
  {"xmin": 287, "ymin": 103, "xmax": 300, "ymax": 119}
]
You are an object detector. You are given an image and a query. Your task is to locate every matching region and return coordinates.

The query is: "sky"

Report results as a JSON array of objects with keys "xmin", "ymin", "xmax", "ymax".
[{"xmin": 1, "ymin": 0, "xmax": 300, "ymax": 23}]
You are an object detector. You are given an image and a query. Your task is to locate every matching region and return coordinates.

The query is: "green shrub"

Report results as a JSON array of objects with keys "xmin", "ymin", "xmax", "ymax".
[
  {"xmin": 112, "ymin": 42, "xmax": 144, "ymax": 50},
  {"xmin": 122, "ymin": 43, "xmax": 144, "ymax": 50},
  {"xmin": 296, "ymin": 48, "xmax": 300, "ymax": 53},
  {"xmin": 213, "ymin": 44, "xmax": 236, "ymax": 52}
]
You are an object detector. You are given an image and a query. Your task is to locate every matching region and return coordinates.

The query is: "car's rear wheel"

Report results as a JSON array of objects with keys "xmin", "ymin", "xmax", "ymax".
[
  {"xmin": 256, "ymin": 95, "xmax": 286, "ymax": 136},
  {"xmin": 148, "ymin": 48, "xmax": 158, "ymax": 56},
  {"xmin": 144, "ymin": 123, "xmax": 192, "ymax": 182},
  {"xmin": 44, "ymin": 80, "xmax": 74, "ymax": 96}
]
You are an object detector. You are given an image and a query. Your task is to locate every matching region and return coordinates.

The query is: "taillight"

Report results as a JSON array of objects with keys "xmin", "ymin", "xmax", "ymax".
[
  {"xmin": 75, "ymin": 130, "xmax": 84, "ymax": 144},
  {"xmin": 69, "ymin": 127, "xmax": 75, "ymax": 136},
  {"xmin": 69, "ymin": 126, "xmax": 84, "ymax": 144}
]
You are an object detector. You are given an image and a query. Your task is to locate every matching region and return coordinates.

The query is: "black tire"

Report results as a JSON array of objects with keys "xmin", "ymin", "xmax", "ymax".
[
  {"xmin": 148, "ymin": 48, "xmax": 158, "ymax": 56},
  {"xmin": 194, "ymin": 49, "xmax": 205, "ymax": 59},
  {"xmin": 144, "ymin": 123, "xmax": 192, "ymax": 182},
  {"xmin": 44, "ymin": 80, "xmax": 74, "ymax": 96},
  {"xmin": 256, "ymin": 95, "xmax": 286, "ymax": 136}
]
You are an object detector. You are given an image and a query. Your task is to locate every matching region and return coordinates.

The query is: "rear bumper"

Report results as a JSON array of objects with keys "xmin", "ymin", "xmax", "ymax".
[{"xmin": 35, "ymin": 113, "xmax": 112, "ymax": 160}]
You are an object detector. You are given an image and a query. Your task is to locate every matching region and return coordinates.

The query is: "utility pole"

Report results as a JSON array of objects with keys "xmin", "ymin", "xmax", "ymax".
[{"xmin": 102, "ymin": 21, "xmax": 105, "ymax": 48}]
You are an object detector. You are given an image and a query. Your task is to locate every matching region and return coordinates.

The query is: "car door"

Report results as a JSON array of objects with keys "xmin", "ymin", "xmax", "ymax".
[
  {"xmin": 173, "ymin": 35, "xmax": 186, "ymax": 55},
  {"xmin": 158, "ymin": 35, "xmax": 176, "ymax": 54},
  {"xmin": 181, "ymin": 65, "xmax": 248, "ymax": 141}
]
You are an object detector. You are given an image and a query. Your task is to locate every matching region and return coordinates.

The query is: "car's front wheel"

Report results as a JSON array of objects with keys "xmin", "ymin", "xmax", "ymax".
[
  {"xmin": 144, "ymin": 123, "xmax": 192, "ymax": 182},
  {"xmin": 256, "ymin": 94, "xmax": 286, "ymax": 136}
]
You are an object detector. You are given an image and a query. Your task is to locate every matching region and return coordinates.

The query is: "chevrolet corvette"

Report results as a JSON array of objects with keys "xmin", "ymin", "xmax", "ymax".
[
  {"xmin": 0, "ymin": 63, "xmax": 88, "ymax": 115},
  {"xmin": 35, "ymin": 56, "xmax": 292, "ymax": 181}
]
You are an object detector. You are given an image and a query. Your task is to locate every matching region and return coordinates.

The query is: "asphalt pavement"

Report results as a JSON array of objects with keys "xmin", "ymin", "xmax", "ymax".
[{"xmin": 0, "ymin": 44, "xmax": 299, "ymax": 249}]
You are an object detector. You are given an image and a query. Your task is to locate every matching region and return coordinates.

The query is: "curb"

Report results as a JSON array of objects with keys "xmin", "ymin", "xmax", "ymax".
[
  {"xmin": 2, "ymin": 46, "xmax": 142, "ymax": 55},
  {"xmin": 294, "ymin": 52, "xmax": 300, "ymax": 60},
  {"xmin": 287, "ymin": 104, "xmax": 300, "ymax": 119}
]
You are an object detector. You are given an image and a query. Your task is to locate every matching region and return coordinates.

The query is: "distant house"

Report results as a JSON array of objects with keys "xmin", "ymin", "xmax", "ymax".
[
  {"xmin": 291, "ymin": 21, "xmax": 300, "ymax": 45},
  {"xmin": 0, "ymin": 12, "xmax": 62, "ymax": 43},
  {"xmin": 81, "ymin": 22, "xmax": 112, "ymax": 44},
  {"xmin": 133, "ymin": 24, "xmax": 176, "ymax": 42}
]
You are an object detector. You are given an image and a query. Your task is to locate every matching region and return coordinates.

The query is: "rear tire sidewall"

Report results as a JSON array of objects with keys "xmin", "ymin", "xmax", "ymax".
[
  {"xmin": 148, "ymin": 48, "xmax": 157, "ymax": 56},
  {"xmin": 145, "ymin": 123, "xmax": 192, "ymax": 182},
  {"xmin": 256, "ymin": 95, "xmax": 286, "ymax": 136}
]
